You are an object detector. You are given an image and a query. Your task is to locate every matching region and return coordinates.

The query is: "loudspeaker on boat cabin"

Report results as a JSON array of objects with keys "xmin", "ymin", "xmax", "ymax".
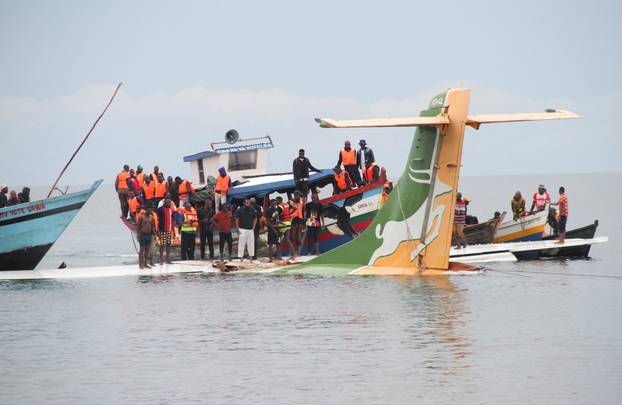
[{"xmin": 225, "ymin": 129, "xmax": 239, "ymax": 144}]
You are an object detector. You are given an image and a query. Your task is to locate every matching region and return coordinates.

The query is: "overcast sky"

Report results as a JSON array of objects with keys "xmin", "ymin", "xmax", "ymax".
[{"xmin": 1, "ymin": 0, "xmax": 620, "ymax": 187}]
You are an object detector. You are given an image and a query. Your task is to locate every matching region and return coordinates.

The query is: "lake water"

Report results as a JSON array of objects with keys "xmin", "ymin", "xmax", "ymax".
[{"xmin": 1, "ymin": 173, "xmax": 621, "ymax": 403}]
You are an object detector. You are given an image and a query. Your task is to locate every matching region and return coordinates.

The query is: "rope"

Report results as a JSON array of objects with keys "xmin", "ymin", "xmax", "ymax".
[
  {"xmin": 130, "ymin": 229, "xmax": 139, "ymax": 254},
  {"xmin": 489, "ymin": 268, "xmax": 622, "ymax": 280}
]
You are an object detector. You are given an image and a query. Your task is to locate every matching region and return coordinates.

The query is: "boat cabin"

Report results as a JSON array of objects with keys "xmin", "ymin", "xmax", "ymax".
[{"xmin": 183, "ymin": 135, "xmax": 274, "ymax": 186}]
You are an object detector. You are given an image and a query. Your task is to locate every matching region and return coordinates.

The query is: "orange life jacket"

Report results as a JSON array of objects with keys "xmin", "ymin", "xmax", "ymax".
[
  {"xmin": 364, "ymin": 163, "xmax": 378, "ymax": 183},
  {"xmin": 340, "ymin": 149, "xmax": 356, "ymax": 166},
  {"xmin": 136, "ymin": 172, "xmax": 145, "ymax": 188},
  {"xmin": 334, "ymin": 171, "xmax": 351, "ymax": 191},
  {"xmin": 143, "ymin": 181, "xmax": 156, "ymax": 200},
  {"xmin": 154, "ymin": 180, "xmax": 167, "ymax": 198},
  {"xmin": 179, "ymin": 207, "xmax": 198, "ymax": 232},
  {"xmin": 117, "ymin": 171, "xmax": 129, "ymax": 190},
  {"xmin": 128, "ymin": 197, "xmax": 140, "ymax": 214},
  {"xmin": 215, "ymin": 175, "xmax": 231, "ymax": 194},
  {"xmin": 290, "ymin": 201, "xmax": 304, "ymax": 219},
  {"xmin": 179, "ymin": 180, "xmax": 195, "ymax": 197}
]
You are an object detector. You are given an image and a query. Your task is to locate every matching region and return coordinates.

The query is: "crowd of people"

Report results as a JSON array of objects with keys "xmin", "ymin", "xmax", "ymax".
[
  {"xmin": 453, "ymin": 184, "xmax": 570, "ymax": 249},
  {"xmin": 0, "ymin": 184, "xmax": 30, "ymax": 208},
  {"xmin": 114, "ymin": 140, "xmax": 394, "ymax": 269}
]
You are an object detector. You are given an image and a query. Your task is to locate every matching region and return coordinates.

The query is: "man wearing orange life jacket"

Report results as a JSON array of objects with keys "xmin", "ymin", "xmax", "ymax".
[
  {"xmin": 381, "ymin": 181, "xmax": 393, "ymax": 207},
  {"xmin": 115, "ymin": 164, "xmax": 130, "ymax": 219},
  {"xmin": 214, "ymin": 167, "xmax": 232, "ymax": 213},
  {"xmin": 289, "ymin": 191, "xmax": 305, "ymax": 256},
  {"xmin": 337, "ymin": 141, "xmax": 363, "ymax": 187},
  {"xmin": 136, "ymin": 165, "xmax": 145, "ymax": 189},
  {"xmin": 152, "ymin": 166, "xmax": 162, "ymax": 183},
  {"xmin": 127, "ymin": 191, "xmax": 141, "ymax": 223},
  {"xmin": 177, "ymin": 201, "xmax": 198, "ymax": 260},
  {"xmin": 154, "ymin": 173, "xmax": 167, "ymax": 207},
  {"xmin": 363, "ymin": 161, "xmax": 380, "ymax": 184},
  {"xmin": 143, "ymin": 174, "xmax": 156, "ymax": 205},
  {"xmin": 332, "ymin": 166, "xmax": 352, "ymax": 195},
  {"xmin": 178, "ymin": 179, "xmax": 195, "ymax": 205}
]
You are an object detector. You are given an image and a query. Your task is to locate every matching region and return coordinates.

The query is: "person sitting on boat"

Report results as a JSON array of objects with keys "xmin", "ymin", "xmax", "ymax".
[
  {"xmin": 18, "ymin": 187, "xmax": 30, "ymax": 203},
  {"xmin": 530, "ymin": 184, "xmax": 550, "ymax": 213},
  {"xmin": 363, "ymin": 161, "xmax": 381, "ymax": 185},
  {"xmin": 128, "ymin": 191, "xmax": 141, "ymax": 223},
  {"xmin": 551, "ymin": 186, "xmax": 569, "ymax": 244},
  {"xmin": 454, "ymin": 192, "xmax": 468, "ymax": 249},
  {"xmin": 337, "ymin": 141, "xmax": 363, "ymax": 187},
  {"xmin": 136, "ymin": 203, "xmax": 157, "ymax": 269},
  {"xmin": 293, "ymin": 149, "xmax": 321, "ymax": 198},
  {"xmin": 6, "ymin": 191, "xmax": 19, "ymax": 206},
  {"xmin": 214, "ymin": 167, "xmax": 231, "ymax": 213},
  {"xmin": 0, "ymin": 183, "xmax": 8, "ymax": 208},
  {"xmin": 511, "ymin": 191, "xmax": 526, "ymax": 220},
  {"xmin": 332, "ymin": 166, "xmax": 352, "ymax": 195},
  {"xmin": 157, "ymin": 197, "xmax": 176, "ymax": 264},
  {"xmin": 115, "ymin": 164, "xmax": 131, "ymax": 219}
]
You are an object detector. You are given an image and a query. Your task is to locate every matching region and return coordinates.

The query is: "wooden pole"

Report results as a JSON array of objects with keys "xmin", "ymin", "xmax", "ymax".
[{"xmin": 47, "ymin": 82, "xmax": 123, "ymax": 198}]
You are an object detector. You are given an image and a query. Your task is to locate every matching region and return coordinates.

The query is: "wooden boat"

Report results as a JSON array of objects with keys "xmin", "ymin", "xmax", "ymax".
[
  {"xmin": 0, "ymin": 180, "xmax": 103, "ymax": 270},
  {"xmin": 540, "ymin": 220, "xmax": 599, "ymax": 258},
  {"xmin": 493, "ymin": 210, "xmax": 548, "ymax": 243},
  {"xmin": 459, "ymin": 212, "xmax": 506, "ymax": 245}
]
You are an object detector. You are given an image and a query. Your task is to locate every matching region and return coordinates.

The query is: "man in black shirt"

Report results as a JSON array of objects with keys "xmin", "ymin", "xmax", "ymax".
[
  {"xmin": 197, "ymin": 199, "xmax": 215, "ymax": 260},
  {"xmin": 236, "ymin": 198, "xmax": 257, "ymax": 261},
  {"xmin": 250, "ymin": 197, "xmax": 263, "ymax": 260},
  {"xmin": 265, "ymin": 199, "xmax": 283, "ymax": 261},
  {"xmin": 292, "ymin": 149, "xmax": 321, "ymax": 198}
]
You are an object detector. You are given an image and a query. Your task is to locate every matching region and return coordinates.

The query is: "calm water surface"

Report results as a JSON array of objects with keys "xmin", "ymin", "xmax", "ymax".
[{"xmin": 0, "ymin": 174, "xmax": 620, "ymax": 403}]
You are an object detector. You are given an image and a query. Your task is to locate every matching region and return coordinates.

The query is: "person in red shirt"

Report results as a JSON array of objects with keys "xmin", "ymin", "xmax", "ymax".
[
  {"xmin": 211, "ymin": 204, "xmax": 233, "ymax": 262},
  {"xmin": 157, "ymin": 197, "xmax": 176, "ymax": 264},
  {"xmin": 552, "ymin": 186, "xmax": 569, "ymax": 244}
]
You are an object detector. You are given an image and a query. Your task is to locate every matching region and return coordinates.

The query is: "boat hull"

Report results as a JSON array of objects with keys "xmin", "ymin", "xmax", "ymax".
[
  {"xmin": 493, "ymin": 210, "xmax": 548, "ymax": 243},
  {"xmin": 539, "ymin": 220, "xmax": 599, "ymax": 258},
  {"xmin": 0, "ymin": 180, "xmax": 102, "ymax": 270}
]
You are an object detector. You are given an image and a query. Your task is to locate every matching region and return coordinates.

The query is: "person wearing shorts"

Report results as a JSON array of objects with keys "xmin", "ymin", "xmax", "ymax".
[
  {"xmin": 136, "ymin": 204, "xmax": 156, "ymax": 269},
  {"xmin": 157, "ymin": 198, "xmax": 176, "ymax": 264}
]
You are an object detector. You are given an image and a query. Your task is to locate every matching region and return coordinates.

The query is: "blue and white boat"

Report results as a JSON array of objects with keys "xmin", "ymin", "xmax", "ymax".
[{"xmin": 0, "ymin": 180, "xmax": 102, "ymax": 270}]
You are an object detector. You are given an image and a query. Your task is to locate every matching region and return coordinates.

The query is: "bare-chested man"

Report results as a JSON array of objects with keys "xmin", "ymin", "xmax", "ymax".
[{"xmin": 136, "ymin": 204, "xmax": 157, "ymax": 269}]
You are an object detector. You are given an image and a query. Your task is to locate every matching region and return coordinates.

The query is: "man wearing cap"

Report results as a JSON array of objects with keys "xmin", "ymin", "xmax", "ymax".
[
  {"xmin": 0, "ymin": 183, "xmax": 8, "ymax": 208},
  {"xmin": 357, "ymin": 140, "xmax": 375, "ymax": 182},
  {"xmin": 530, "ymin": 184, "xmax": 551, "ymax": 213}
]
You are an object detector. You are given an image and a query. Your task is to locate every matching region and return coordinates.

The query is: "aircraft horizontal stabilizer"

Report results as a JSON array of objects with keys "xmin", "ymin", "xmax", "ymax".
[
  {"xmin": 466, "ymin": 109, "xmax": 579, "ymax": 129},
  {"xmin": 314, "ymin": 116, "xmax": 450, "ymax": 128}
]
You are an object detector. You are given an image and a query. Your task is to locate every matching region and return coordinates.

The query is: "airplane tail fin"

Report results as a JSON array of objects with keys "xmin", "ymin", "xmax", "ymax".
[{"xmin": 304, "ymin": 89, "xmax": 578, "ymax": 275}]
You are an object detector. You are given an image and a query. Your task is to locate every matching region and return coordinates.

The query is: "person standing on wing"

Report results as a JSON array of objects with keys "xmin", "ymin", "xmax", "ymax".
[
  {"xmin": 551, "ymin": 186, "xmax": 569, "ymax": 244},
  {"xmin": 453, "ymin": 192, "xmax": 468, "ymax": 249}
]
